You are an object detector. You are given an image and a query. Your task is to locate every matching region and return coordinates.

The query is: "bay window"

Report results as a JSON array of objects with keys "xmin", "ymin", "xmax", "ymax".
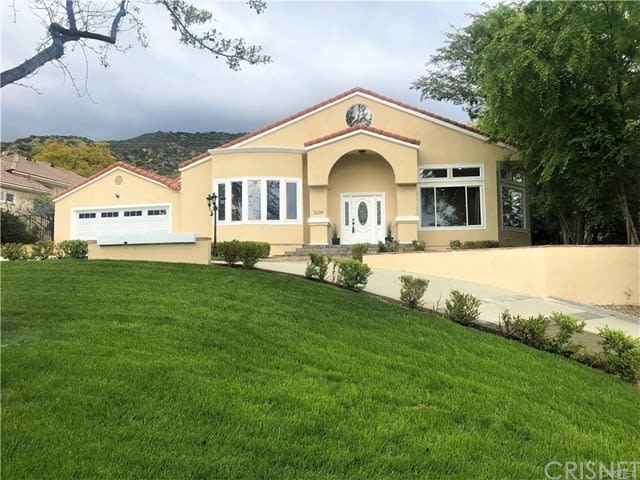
[{"xmin": 215, "ymin": 178, "xmax": 301, "ymax": 224}]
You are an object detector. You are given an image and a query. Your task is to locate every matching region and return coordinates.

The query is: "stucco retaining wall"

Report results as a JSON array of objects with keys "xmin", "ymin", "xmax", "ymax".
[
  {"xmin": 88, "ymin": 238, "xmax": 211, "ymax": 265},
  {"xmin": 364, "ymin": 246, "xmax": 639, "ymax": 305}
]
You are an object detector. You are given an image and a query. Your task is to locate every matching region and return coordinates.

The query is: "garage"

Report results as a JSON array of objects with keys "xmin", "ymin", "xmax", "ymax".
[{"xmin": 71, "ymin": 204, "xmax": 171, "ymax": 240}]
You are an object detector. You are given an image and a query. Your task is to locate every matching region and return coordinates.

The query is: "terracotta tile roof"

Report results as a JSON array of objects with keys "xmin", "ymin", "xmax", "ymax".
[
  {"xmin": 178, "ymin": 151, "xmax": 210, "ymax": 170},
  {"xmin": 52, "ymin": 161, "xmax": 181, "ymax": 200},
  {"xmin": 219, "ymin": 87, "xmax": 483, "ymax": 148},
  {"xmin": 1, "ymin": 153, "xmax": 84, "ymax": 186},
  {"xmin": 304, "ymin": 124, "xmax": 421, "ymax": 148}
]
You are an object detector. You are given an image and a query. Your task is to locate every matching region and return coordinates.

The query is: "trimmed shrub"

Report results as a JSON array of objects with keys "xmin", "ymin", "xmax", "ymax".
[
  {"xmin": 335, "ymin": 259, "xmax": 372, "ymax": 291},
  {"xmin": 399, "ymin": 275, "xmax": 429, "ymax": 309},
  {"xmin": 550, "ymin": 312, "xmax": 585, "ymax": 354},
  {"xmin": 240, "ymin": 241, "xmax": 265, "ymax": 268},
  {"xmin": 256, "ymin": 242, "xmax": 270, "ymax": 259},
  {"xmin": 1, "ymin": 243, "xmax": 28, "ymax": 261},
  {"xmin": 411, "ymin": 239, "xmax": 426, "ymax": 251},
  {"xmin": 218, "ymin": 240, "xmax": 242, "ymax": 266},
  {"xmin": 31, "ymin": 240, "xmax": 55, "ymax": 260},
  {"xmin": 450, "ymin": 240, "xmax": 499, "ymax": 250},
  {"xmin": 444, "ymin": 290, "xmax": 481, "ymax": 325},
  {"xmin": 598, "ymin": 327, "xmax": 640, "ymax": 383},
  {"xmin": 377, "ymin": 240, "xmax": 398, "ymax": 253},
  {"xmin": 305, "ymin": 252, "xmax": 331, "ymax": 281},
  {"xmin": 57, "ymin": 240, "xmax": 88, "ymax": 259},
  {"xmin": 499, "ymin": 310, "xmax": 551, "ymax": 349},
  {"xmin": 0, "ymin": 210, "xmax": 37, "ymax": 244},
  {"xmin": 351, "ymin": 243, "xmax": 369, "ymax": 262}
]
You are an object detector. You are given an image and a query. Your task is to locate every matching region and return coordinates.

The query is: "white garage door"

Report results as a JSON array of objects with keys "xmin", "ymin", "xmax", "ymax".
[{"xmin": 71, "ymin": 205, "xmax": 171, "ymax": 240}]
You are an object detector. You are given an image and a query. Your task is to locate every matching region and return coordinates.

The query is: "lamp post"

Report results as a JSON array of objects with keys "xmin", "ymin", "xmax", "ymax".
[{"xmin": 206, "ymin": 192, "xmax": 221, "ymax": 257}]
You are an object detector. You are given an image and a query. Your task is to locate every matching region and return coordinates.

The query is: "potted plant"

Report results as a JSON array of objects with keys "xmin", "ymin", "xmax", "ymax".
[
  {"xmin": 331, "ymin": 223, "xmax": 340, "ymax": 245},
  {"xmin": 385, "ymin": 222, "xmax": 394, "ymax": 243}
]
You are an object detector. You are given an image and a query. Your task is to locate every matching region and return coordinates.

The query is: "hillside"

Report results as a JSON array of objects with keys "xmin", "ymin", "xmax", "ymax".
[{"xmin": 1, "ymin": 131, "xmax": 244, "ymax": 177}]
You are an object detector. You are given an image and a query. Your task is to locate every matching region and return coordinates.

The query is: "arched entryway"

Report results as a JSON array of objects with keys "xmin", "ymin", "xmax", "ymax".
[{"xmin": 327, "ymin": 150, "xmax": 396, "ymax": 244}]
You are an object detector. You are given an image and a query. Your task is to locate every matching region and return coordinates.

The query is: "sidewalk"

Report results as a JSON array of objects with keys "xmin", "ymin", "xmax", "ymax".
[{"xmin": 257, "ymin": 260, "xmax": 640, "ymax": 339}]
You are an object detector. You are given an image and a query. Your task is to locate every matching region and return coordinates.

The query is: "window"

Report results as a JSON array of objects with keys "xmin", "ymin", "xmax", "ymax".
[
  {"xmin": 218, "ymin": 183, "xmax": 226, "ymax": 221},
  {"xmin": 231, "ymin": 181, "xmax": 242, "ymax": 221},
  {"xmin": 101, "ymin": 211, "xmax": 119, "ymax": 218},
  {"xmin": 124, "ymin": 210, "xmax": 142, "ymax": 217},
  {"xmin": 147, "ymin": 209, "xmax": 167, "ymax": 216},
  {"xmin": 79, "ymin": 212, "xmax": 96, "ymax": 219},
  {"xmin": 502, "ymin": 186, "xmax": 525, "ymax": 229},
  {"xmin": 418, "ymin": 165, "xmax": 484, "ymax": 229},
  {"xmin": 500, "ymin": 164, "xmax": 526, "ymax": 229},
  {"xmin": 216, "ymin": 178, "xmax": 301, "ymax": 223},
  {"xmin": 420, "ymin": 186, "xmax": 482, "ymax": 227},
  {"xmin": 286, "ymin": 182, "xmax": 297, "ymax": 220},
  {"xmin": 267, "ymin": 181, "xmax": 280, "ymax": 220},
  {"xmin": 1, "ymin": 192, "xmax": 15, "ymax": 204}
]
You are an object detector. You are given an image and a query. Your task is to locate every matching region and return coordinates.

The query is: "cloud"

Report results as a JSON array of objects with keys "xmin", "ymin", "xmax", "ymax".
[{"xmin": 1, "ymin": 1, "xmax": 484, "ymax": 142}]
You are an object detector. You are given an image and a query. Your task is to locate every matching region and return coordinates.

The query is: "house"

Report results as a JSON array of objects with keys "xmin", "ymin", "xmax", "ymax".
[
  {"xmin": 53, "ymin": 87, "xmax": 530, "ymax": 254},
  {"xmin": 1, "ymin": 153, "xmax": 85, "ymax": 213}
]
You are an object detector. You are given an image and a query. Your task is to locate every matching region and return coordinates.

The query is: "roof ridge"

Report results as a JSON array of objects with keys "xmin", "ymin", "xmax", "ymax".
[{"xmin": 177, "ymin": 151, "xmax": 210, "ymax": 170}]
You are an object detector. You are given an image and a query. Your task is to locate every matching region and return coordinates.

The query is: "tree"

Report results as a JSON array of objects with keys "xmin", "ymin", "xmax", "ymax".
[
  {"xmin": 33, "ymin": 138, "xmax": 116, "ymax": 176},
  {"xmin": 1, "ymin": 0, "xmax": 271, "ymax": 89},
  {"xmin": 413, "ymin": 1, "xmax": 640, "ymax": 244}
]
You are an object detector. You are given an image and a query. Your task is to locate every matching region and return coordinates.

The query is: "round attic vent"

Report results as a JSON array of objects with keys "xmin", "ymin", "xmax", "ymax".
[{"xmin": 115, "ymin": 175, "xmax": 123, "ymax": 185}]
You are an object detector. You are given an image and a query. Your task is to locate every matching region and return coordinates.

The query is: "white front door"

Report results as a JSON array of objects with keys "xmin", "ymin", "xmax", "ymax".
[{"xmin": 341, "ymin": 193, "xmax": 385, "ymax": 244}]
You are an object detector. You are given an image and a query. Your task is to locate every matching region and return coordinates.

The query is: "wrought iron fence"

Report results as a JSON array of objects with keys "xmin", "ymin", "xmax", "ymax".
[{"xmin": 19, "ymin": 214, "xmax": 54, "ymax": 241}]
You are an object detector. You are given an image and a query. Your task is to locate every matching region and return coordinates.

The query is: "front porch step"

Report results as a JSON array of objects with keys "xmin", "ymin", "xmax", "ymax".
[{"xmin": 282, "ymin": 244, "xmax": 377, "ymax": 258}]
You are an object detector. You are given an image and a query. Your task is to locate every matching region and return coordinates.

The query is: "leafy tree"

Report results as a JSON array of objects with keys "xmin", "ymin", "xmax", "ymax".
[
  {"xmin": 0, "ymin": 210, "xmax": 37, "ymax": 244},
  {"xmin": 413, "ymin": 1, "xmax": 640, "ymax": 244},
  {"xmin": 33, "ymin": 138, "xmax": 116, "ymax": 176},
  {"xmin": 1, "ymin": 0, "xmax": 271, "ymax": 89}
]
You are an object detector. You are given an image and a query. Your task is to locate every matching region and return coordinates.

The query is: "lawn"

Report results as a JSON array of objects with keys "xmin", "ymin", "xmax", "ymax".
[{"xmin": 1, "ymin": 261, "xmax": 638, "ymax": 479}]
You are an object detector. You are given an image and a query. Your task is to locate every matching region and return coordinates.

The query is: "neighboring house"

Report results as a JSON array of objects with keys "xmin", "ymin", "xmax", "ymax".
[
  {"xmin": 53, "ymin": 87, "xmax": 530, "ymax": 254},
  {"xmin": 1, "ymin": 154, "xmax": 84, "ymax": 213}
]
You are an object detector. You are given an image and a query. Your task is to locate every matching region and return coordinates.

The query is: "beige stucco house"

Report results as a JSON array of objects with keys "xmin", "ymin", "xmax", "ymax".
[{"xmin": 54, "ymin": 87, "xmax": 530, "ymax": 254}]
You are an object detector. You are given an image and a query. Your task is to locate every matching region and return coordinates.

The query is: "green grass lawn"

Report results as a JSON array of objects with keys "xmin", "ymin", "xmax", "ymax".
[{"xmin": 2, "ymin": 261, "xmax": 638, "ymax": 479}]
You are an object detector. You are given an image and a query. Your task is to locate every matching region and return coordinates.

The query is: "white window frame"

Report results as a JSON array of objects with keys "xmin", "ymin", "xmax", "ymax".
[
  {"xmin": 1, "ymin": 191, "xmax": 15, "ymax": 204},
  {"xmin": 417, "ymin": 164, "xmax": 486, "ymax": 231},
  {"xmin": 214, "ymin": 177, "xmax": 302, "ymax": 225}
]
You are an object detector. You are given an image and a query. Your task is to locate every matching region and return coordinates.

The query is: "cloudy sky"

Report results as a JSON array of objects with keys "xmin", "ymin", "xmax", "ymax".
[{"xmin": 1, "ymin": 1, "xmax": 487, "ymax": 142}]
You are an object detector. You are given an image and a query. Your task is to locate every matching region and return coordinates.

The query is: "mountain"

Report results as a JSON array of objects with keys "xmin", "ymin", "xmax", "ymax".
[{"xmin": 1, "ymin": 131, "xmax": 245, "ymax": 177}]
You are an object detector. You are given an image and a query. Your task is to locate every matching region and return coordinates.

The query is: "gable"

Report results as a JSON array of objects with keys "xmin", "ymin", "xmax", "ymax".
[{"xmin": 224, "ymin": 88, "xmax": 487, "ymax": 150}]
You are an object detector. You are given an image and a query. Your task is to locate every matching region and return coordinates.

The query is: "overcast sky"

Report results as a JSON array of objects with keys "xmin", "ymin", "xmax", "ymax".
[{"xmin": 1, "ymin": 1, "xmax": 487, "ymax": 142}]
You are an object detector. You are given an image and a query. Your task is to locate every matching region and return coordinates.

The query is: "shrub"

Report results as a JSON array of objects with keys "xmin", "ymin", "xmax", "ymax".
[
  {"xmin": 305, "ymin": 252, "xmax": 331, "ymax": 281},
  {"xmin": 399, "ymin": 275, "xmax": 429, "ymax": 309},
  {"xmin": 256, "ymin": 242, "xmax": 270, "ymax": 259},
  {"xmin": 240, "ymin": 241, "xmax": 264, "ymax": 268},
  {"xmin": 56, "ymin": 240, "xmax": 88, "ymax": 259},
  {"xmin": 0, "ymin": 210, "xmax": 37, "ymax": 244},
  {"xmin": 377, "ymin": 240, "xmax": 398, "ymax": 253},
  {"xmin": 217, "ymin": 240, "xmax": 242, "ymax": 266},
  {"xmin": 449, "ymin": 240, "xmax": 499, "ymax": 250},
  {"xmin": 31, "ymin": 240, "xmax": 55, "ymax": 260},
  {"xmin": 335, "ymin": 259, "xmax": 372, "ymax": 291},
  {"xmin": 597, "ymin": 327, "xmax": 640, "ymax": 383},
  {"xmin": 351, "ymin": 243, "xmax": 369, "ymax": 262},
  {"xmin": 444, "ymin": 290, "xmax": 481, "ymax": 325},
  {"xmin": 499, "ymin": 310, "xmax": 551, "ymax": 349},
  {"xmin": 449, "ymin": 240, "xmax": 462, "ymax": 250},
  {"xmin": 411, "ymin": 240, "xmax": 426, "ymax": 251},
  {"xmin": 550, "ymin": 312, "xmax": 585, "ymax": 354},
  {"xmin": 1, "ymin": 243, "xmax": 28, "ymax": 261}
]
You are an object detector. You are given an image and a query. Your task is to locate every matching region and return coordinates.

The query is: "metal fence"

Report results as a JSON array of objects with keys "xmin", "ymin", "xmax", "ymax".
[{"xmin": 20, "ymin": 214, "xmax": 54, "ymax": 241}]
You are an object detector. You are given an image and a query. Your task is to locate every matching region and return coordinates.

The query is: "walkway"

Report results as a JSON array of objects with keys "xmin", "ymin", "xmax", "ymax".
[{"xmin": 257, "ymin": 260, "xmax": 640, "ymax": 339}]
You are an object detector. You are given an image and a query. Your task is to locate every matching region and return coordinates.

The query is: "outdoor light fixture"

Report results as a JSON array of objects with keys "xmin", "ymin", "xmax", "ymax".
[{"xmin": 206, "ymin": 192, "xmax": 223, "ymax": 258}]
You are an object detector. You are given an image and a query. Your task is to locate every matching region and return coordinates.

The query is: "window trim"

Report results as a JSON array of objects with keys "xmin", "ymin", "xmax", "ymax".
[
  {"xmin": 417, "ymin": 164, "xmax": 486, "ymax": 231},
  {"xmin": 1, "ymin": 191, "xmax": 15, "ymax": 204},
  {"xmin": 214, "ymin": 177, "xmax": 303, "ymax": 225}
]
